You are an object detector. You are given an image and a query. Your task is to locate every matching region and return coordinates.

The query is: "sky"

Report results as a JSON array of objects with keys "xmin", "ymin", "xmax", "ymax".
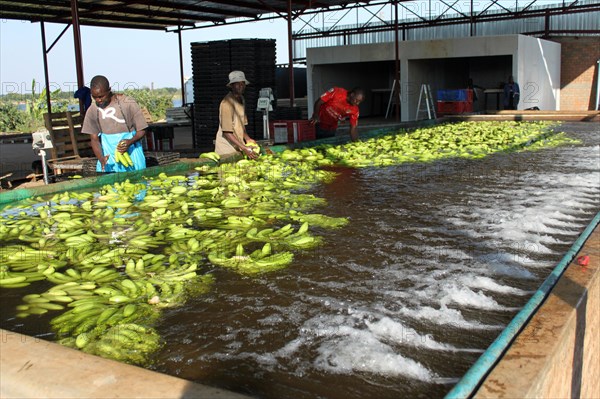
[
  {"xmin": 0, "ymin": 0, "xmax": 561, "ymax": 96},
  {"xmin": 0, "ymin": 18, "xmax": 290, "ymax": 96}
]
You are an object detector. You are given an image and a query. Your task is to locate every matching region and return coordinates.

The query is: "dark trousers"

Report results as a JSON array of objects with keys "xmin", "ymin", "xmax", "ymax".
[
  {"xmin": 505, "ymin": 93, "xmax": 519, "ymax": 110},
  {"xmin": 315, "ymin": 124, "xmax": 336, "ymax": 139}
]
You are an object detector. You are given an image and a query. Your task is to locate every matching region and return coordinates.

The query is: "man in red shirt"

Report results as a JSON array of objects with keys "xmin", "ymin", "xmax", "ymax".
[{"xmin": 310, "ymin": 87, "xmax": 365, "ymax": 141}]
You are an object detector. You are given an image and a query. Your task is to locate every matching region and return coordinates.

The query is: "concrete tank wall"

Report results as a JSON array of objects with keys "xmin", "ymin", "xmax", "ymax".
[{"xmin": 0, "ymin": 329, "xmax": 251, "ymax": 399}]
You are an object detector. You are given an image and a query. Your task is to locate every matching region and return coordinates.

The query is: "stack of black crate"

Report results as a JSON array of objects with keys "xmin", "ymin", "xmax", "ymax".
[{"xmin": 191, "ymin": 39, "xmax": 276, "ymax": 150}]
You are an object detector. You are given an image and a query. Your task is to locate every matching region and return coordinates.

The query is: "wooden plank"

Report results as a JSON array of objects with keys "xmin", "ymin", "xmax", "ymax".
[{"xmin": 43, "ymin": 111, "xmax": 91, "ymax": 174}]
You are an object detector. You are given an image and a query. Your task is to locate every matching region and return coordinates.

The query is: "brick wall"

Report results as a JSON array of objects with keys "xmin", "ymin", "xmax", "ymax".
[{"xmin": 550, "ymin": 37, "xmax": 600, "ymax": 111}]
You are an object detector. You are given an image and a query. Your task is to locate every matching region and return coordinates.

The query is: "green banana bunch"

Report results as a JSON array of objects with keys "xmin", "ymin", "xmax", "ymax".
[
  {"xmin": 114, "ymin": 143, "xmax": 134, "ymax": 168},
  {"xmin": 0, "ymin": 274, "xmax": 30, "ymax": 288},
  {"xmin": 46, "ymin": 269, "xmax": 85, "ymax": 284},
  {"xmin": 124, "ymin": 258, "xmax": 147, "ymax": 279},
  {"xmin": 217, "ymin": 215, "xmax": 257, "ymax": 230},
  {"xmin": 165, "ymin": 237, "xmax": 207, "ymax": 255},
  {"xmin": 163, "ymin": 224, "xmax": 200, "ymax": 241},
  {"xmin": 2, "ymin": 223, "xmax": 36, "ymax": 241},
  {"xmin": 141, "ymin": 199, "xmax": 172, "ymax": 209},
  {"xmin": 289, "ymin": 213, "xmax": 349, "ymax": 229},
  {"xmin": 124, "ymin": 235, "xmax": 163, "ymax": 249},
  {"xmin": 150, "ymin": 281, "xmax": 186, "ymax": 308},
  {"xmin": 151, "ymin": 263, "xmax": 198, "ymax": 282},
  {"xmin": 208, "ymin": 243, "xmax": 294, "ymax": 275},
  {"xmin": 81, "ymin": 266, "xmax": 122, "ymax": 284},
  {"xmin": 0, "ymin": 269, "xmax": 47, "ymax": 286},
  {"xmin": 220, "ymin": 196, "xmax": 246, "ymax": 209},
  {"xmin": 271, "ymin": 222, "xmax": 322, "ymax": 250},
  {"xmin": 192, "ymin": 207, "xmax": 223, "ymax": 221},
  {"xmin": 75, "ymin": 322, "xmax": 162, "ymax": 366},
  {"xmin": 199, "ymin": 151, "xmax": 220, "ymax": 163},
  {"xmin": 17, "ymin": 282, "xmax": 98, "ymax": 319},
  {"xmin": 64, "ymin": 233, "xmax": 96, "ymax": 248}
]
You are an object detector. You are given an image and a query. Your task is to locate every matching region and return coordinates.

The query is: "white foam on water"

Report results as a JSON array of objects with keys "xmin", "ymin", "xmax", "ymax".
[
  {"xmin": 313, "ymin": 329, "xmax": 435, "ymax": 381},
  {"xmin": 365, "ymin": 316, "xmax": 484, "ymax": 353},
  {"xmin": 365, "ymin": 317, "xmax": 454, "ymax": 350},
  {"xmin": 275, "ymin": 337, "xmax": 305, "ymax": 357},
  {"xmin": 460, "ymin": 275, "xmax": 529, "ymax": 296},
  {"xmin": 204, "ymin": 350, "xmax": 279, "ymax": 369},
  {"xmin": 560, "ymin": 198, "xmax": 600, "ymax": 209},
  {"xmin": 439, "ymin": 283, "xmax": 518, "ymax": 311},
  {"xmin": 258, "ymin": 313, "xmax": 285, "ymax": 326},
  {"xmin": 544, "ymin": 209, "xmax": 585, "ymax": 222},
  {"xmin": 410, "ymin": 243, "xmax": 475, "ymax": 262},
  {"xmin": 386, "ymin": 268, "xmax": 521, "ymax": 312},
  {"xmin": 485, "ymin": 261, "xmax": 536, "ymax": 279},
  {"xmin": 435, "ymin": 166, "xmax": 599, "ymax": 269},
  {"xmin": 477, "ymin": 249, "xmax": 546, "ymax": 267},
  {"xmin": 433, "ymin": 377, "xmax": 462, "ymax": 385},
  {"xmin": 274, "ymin": 312, "xmax": 438, "ymax": 381},
  {"xmin": 485, "ymin": 229, "xmax": 559, "ymax": 254},
  {"xmin": 396, "ymin": 305, "xmax": 503, "ymax": 330}
]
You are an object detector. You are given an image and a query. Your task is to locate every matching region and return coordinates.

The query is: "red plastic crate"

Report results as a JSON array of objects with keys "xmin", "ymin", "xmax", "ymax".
[
  {"xmin": 269, "ymin": 120, "xmax": 316, "ymax": 144},
  {"xmin": 437, "ymin": 101, "xmax": 473, "ymax": 115},
  {"xmin": 466, "ymin": 89, "xmax": 473, "ymax": 103}
]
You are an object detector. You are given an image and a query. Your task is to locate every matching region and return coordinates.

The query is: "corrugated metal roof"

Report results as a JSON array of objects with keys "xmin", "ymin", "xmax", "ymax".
[{"xmin": 0, "ymin": 0, "xmax": 370, "ymax": 31}]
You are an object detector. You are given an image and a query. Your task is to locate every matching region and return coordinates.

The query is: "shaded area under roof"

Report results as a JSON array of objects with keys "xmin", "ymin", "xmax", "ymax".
[{"xmin": 0, "ymin": 0, "xmax": 378, "ymax": 31}]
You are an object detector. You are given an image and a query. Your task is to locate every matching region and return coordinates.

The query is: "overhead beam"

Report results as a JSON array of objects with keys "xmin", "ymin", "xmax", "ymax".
[
  {"xmin": 76, "ymin": 0, "xmax": 256, "ymax": 20},
  {"xmin": 0, "ymin": 5, "xmax": 200, "ymax": 27},
  {"xmin": 189, "ymin": 0, "xmax": 396, "ymax": 30}
]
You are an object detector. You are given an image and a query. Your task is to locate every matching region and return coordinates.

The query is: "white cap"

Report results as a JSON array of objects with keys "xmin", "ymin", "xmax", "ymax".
[{"xmin": 227, "ymin": 70, "xmax": 251, "ymax": 86}]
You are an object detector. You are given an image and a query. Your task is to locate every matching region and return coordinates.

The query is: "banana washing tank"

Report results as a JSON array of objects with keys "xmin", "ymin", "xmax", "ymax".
[{"xmin": 1, "ymin": 121, "xmax": 599, "ymax": 399}]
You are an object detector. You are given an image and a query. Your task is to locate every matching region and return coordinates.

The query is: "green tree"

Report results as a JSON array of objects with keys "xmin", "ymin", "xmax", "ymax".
[
  {"xmin": 0, "ymin": 102, "xmax": 28, "ymax": 132},
  {"xmin": 123, "ymin": 88, "xmax": 174, "ymax": 121}
]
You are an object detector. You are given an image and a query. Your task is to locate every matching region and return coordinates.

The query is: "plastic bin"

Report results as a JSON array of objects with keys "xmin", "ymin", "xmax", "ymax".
[
  {"xmin": 437, "ymin": 89, "xmax": 473, "ymax": 102},
  {"xmin": 437, "ymin": 101, "xmax": 473, "ymax": 115},
  {"xmin": 269, "ymin": 120, "xmax": 316, "ymax": 144}
]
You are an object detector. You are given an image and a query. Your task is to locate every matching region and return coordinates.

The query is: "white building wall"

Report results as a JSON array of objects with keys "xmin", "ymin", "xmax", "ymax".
[
  {"xmin": 517, "ymin": 36, "xmax": 561, "ymax": 111},
  {"xmin": 306, "ymin": 35, "xmax": 560, "ymax": 122},
  {"xmin": 400, "ymin": 35, "xmax": 520, "ymax": 120}
]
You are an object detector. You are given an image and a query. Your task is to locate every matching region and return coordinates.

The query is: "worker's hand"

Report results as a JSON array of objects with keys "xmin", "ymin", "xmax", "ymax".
[
  {"xmin": 99, "ymin": 154, "xmax": 110, "ymax": 171},
  {"xmin": 242, "ymin": 146, "xmax": 259, "ymax": 160},
  {"xmin": 246, "ymin": 141, "xmax": 261, "ymax": 156},
  {"xmin": 117, "ymin": 139, "xmax": 131, "ymax": 153},
  {"xmin": 309, "ymin": 116, "xmax": 319, "ymax": 125}
]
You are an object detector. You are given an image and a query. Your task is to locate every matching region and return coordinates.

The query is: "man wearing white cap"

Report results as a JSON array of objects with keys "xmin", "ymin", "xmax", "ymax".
[{"xmin": 214, "ymin": 70, "xmax": 259, "ymax": 159}]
